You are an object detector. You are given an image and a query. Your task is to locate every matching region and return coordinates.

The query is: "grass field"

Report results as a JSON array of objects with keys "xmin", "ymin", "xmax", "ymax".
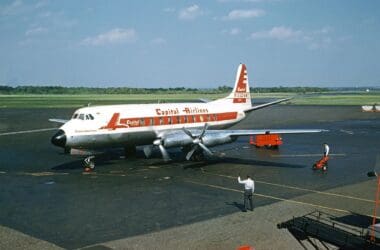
[{"xmin": 0, "ymin": 92, "xmax": 379, "ymax": 108}]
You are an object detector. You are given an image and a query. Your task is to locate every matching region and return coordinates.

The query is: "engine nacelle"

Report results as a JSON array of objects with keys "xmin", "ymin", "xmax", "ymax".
[
  {"xmin": 161, "ymin": 132, "xmax": 234, "ymax": 149},
  {"xmin": 202, "ymin": 134, "xmax": 233, "ymax": 147},
  {"xmin": 162, "ymin": 134, "xmax": 193, "ymax": 148}
]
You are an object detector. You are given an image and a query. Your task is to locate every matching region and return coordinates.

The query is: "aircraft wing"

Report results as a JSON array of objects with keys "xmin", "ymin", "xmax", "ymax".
[
  {"xmin": 159, "ymin": 127, "xmax": 327, "ymax": 161},
  {"xmin": 198, "ymin": 98, "xmax": 211, "ymax": 103},
  {"xmin": 179, "ymin": 128, "xmax": 327, "ymax": 138},
  {"xmin": 49, "ymin": 118, "xmax": 69, "ymax": 124},
  {"xmin": 217, "ymin": 128, "xmax": 326, "ymax": 137}
]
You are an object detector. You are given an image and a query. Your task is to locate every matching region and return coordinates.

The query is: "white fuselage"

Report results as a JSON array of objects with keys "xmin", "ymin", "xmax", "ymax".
[
  {"xmin": 51, "ymin": 64, "xmax": 324, "ymax": 158},
  {"xmin": 60, "ymin": 102, "xmax": 246, "ymax": 149}
]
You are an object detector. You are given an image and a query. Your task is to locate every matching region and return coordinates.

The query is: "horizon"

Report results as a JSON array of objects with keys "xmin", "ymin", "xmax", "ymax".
[
  {"xmin": 1, "ymin": 0, "xmax": 380, "ymax": 88},
  {"xmin": 1, "ymin": 84, "xmax": 379, "ymax": 90}
]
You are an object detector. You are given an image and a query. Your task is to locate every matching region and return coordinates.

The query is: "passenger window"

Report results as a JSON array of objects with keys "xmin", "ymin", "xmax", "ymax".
[
  {"xmin": 168, "ymin": 117, "xmax": 172, "ymax": 124},
  {"xmin": 159, "ymin": 117, "xmax": 163, "ymax": 125},
  {"xmin": 140, "ymin": 118, "xmax": 145, "ymax": 126},
  {"xmin": 79, "ymin": 114, "xmax": 84, "ymax": 120},
  {"xmin": 89, "ymin": 114, "xmax": 94, "ymax": 120},
  {"xmin": 150, "ymin": 118, "xmax": 153, "ymax": 125},
  {"xmin": 184, "ymin": 116, "xmax": 188, "ymax": 123}
]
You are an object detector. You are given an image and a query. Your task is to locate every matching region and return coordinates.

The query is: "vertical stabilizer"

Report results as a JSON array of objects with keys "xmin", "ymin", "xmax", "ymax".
[{"xmin": 213, "ymin": 64, "xmax": 252, "ymax": 111}]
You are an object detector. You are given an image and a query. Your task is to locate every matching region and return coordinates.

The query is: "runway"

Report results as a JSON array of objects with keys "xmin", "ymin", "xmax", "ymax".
[{"xmin": 0, "ymin": 105, "xmax": 379, "ymax": 249}]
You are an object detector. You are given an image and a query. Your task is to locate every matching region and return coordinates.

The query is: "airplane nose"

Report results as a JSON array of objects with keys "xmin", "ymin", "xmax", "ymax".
[{"xmin": 51, "ymin": 129, "xmax": 66, "ymax": 148}]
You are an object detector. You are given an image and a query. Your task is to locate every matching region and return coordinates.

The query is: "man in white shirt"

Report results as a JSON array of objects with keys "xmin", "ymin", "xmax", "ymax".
[
  {"xmin": 323, "ymin": 143, "xmax": 330, "ymax": 157},
  {"xmin": 238, "ymin": 175, "xmax": 255, "ymax": 212}
]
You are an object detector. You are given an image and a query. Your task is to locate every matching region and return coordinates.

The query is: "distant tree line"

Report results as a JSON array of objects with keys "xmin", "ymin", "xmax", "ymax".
[
  {"xmin": 252, "ymin": 86, "xmax": 329, "ymax": 93},
  {"xmin": 0, "ymin": 85, "xmax": 329, "ymax": 95}
]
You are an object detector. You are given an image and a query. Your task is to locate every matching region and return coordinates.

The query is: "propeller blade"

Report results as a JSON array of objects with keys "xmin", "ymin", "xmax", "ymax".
[
  {"xmin": 199, "ymin": 123, "xmax": 208, "ymax": 138},
  {"xmin": 143, "ymin": 145, "xmax": 153, "ymax": 158},
  {"xmin": 198, "ymin": 142, "xmax": 213, "ymax": 156},
  {"xmin": 182, "ymin": 127, "xmax": 194, "ymax": 139},
  {"xmin": 158, "ymin": 144, "xmax": 171, "ymax": 162},
  {"xmin": 186, "ymin": 145, "xmax": 198, "ymax": 161}
]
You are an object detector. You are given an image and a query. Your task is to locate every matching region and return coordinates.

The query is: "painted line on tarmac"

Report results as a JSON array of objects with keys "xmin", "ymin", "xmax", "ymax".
[
  {"xmin": 204, "ymin": 172, "xmax": 374, "ymax": 203},
  {"xmin": 340, "ymin": 129, "xmax": 354, "ymax": 135},
  {"xmin": 270, "ymin": 153, "xmax": 346, "ymax": 158},
  {"xmin": 19, "ymin": 172, "xmax": 69, "ymax": 176},
  {"xmin": 82, "ymin": 172, "xmax": 127, "ymax": 177},
  {"xmin": 185, "ymin": 180, "xmax": 350, "ymax": 214},
  {"xmin": 0, "ymin": 128, "xmax": 57, "ymax": 136}
]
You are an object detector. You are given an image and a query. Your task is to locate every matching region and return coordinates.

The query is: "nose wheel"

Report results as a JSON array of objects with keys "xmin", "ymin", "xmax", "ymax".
[{"xmin": 84, "ymin": 156, "xmax": 95, "ymax": 172}]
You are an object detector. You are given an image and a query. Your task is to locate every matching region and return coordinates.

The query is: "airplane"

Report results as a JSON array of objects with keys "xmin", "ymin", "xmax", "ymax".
[{"xmin": 50, "ymin": 64, "xmax": 325, "ymax": 164}]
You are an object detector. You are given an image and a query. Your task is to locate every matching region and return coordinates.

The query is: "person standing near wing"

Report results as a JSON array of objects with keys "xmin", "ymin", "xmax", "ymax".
[
  {"xmin": 323, "ymin": 143, "xmax": 330, "ymax": 157},
  {"xmin": 238, "ymin": 175, "xmax": 255, "ymax": 212}
]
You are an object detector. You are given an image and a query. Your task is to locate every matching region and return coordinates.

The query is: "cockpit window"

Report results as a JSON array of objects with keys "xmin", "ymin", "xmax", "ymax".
[{"xmin": 73, "ymin": 113, "xmax": 94, "ymax": 120}]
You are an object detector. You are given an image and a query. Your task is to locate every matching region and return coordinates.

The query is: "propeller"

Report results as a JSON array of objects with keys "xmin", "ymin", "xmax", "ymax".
[
  {"xmin": 143, "ymin": 145, "xmax": 153, "ymax": 158},
  {"xmin": 153, "ymin": 139, "xmax": 171, "ymax": 162},
  {"xmin": 182, "ymin": 123, "xmax": 213, "ymax": 160}
]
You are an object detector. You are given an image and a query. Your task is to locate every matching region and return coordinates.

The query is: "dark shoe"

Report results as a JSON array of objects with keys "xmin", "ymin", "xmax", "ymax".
[{"xmin": 242, "ymin": 209, "xmax": 247, "ymax": 212}]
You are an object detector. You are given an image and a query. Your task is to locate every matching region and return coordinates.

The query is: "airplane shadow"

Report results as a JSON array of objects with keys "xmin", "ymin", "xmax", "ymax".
[
  {"xmin": 51, "ymin": 148, "xmax": 307, "ymax": 171},
  {"xmin": 181, "ymin": 156, "xmax": 307, "ymax": 170},
  {"xmin": 51, "ymin": 150, "xmax": 126, "ymax": 170}
]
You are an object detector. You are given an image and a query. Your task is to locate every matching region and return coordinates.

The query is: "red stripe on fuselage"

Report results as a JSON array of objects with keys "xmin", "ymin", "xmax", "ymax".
[
  {"xmin": 100, "ymin": 112, "xmax": 238, "ymax": 130},
  {"xmin": 100, "ymin": 113, "xmax": 129, "ymax": 130}
]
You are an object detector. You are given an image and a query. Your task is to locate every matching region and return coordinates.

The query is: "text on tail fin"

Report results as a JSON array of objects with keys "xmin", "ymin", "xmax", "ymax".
[{"xmin": 233, "ymin": 64, "xmax": 250, "ymax": 103}]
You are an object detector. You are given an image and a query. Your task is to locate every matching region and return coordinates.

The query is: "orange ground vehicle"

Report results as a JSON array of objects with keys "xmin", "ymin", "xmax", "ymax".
[
  {"xmin": 250, "ymin": 134, "xmax": 282, "ymax": 148},
  {"xmin": 313, "ymin": 156, "xmax": 329, "ymax": 171}
]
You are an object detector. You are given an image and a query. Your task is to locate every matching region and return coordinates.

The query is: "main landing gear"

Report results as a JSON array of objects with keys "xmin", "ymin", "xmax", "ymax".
[
  {"xmin": 182, "ymin": 146, "xmax": 205, "ymax": 161},
  {"xmin": 83, "ymin": 156, "xmax": 95, "ymax": 172},
  {"xmin": 190, "ymin": 151, "xmax": 205, "ymax": 161}
]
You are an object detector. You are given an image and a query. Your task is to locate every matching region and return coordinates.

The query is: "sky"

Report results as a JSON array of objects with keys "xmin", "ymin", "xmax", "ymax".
[{"xmin": 0, "ymin": 0, "xmax": 379, "ymax": 88}]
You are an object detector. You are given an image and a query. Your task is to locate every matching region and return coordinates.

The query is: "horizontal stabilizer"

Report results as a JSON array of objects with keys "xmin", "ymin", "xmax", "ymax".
[{"xmin": 244, "ymin": 97, "xmax": 292, "ymax": 113}]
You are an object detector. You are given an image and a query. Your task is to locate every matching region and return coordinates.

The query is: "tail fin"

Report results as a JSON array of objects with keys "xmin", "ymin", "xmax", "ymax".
[
  {"xmin": 227, "ymin": 64, "xmax": 251, "ymax": 103},
  {"xmin": 213, "ymin": 64, "xmax": 252, "ymax": 110}
]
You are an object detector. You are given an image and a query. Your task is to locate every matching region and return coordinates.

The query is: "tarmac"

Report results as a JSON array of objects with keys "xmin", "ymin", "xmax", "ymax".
[{"xmin": 0, "ymin": 105, "xmax": 379, "ymax": 249}]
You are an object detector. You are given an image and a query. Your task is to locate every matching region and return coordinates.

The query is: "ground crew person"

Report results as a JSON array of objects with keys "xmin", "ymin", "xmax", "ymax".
[
  {"xmin": 323, "ymin": 143, "xmax": 330, "ymax": 157},
  {"xmin": 238, "ymin": 175, "xmax": 255, "ymax": 212}
]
